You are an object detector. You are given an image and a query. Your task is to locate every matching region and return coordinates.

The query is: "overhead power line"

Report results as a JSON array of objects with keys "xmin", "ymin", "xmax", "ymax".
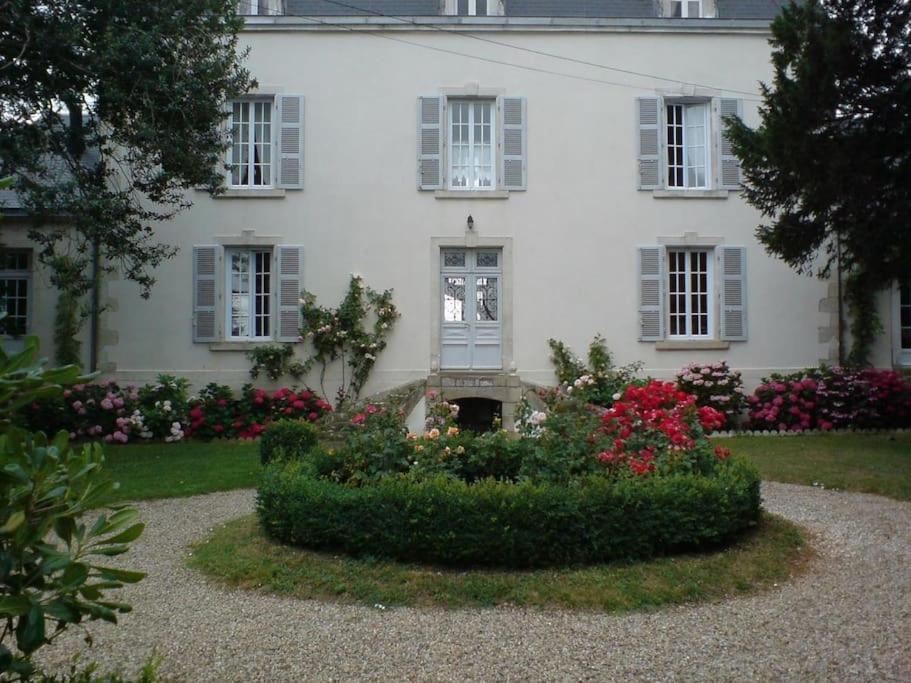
[{"xmin": 238, "ymin": 1, "xmax": 766, "ymax": 101}]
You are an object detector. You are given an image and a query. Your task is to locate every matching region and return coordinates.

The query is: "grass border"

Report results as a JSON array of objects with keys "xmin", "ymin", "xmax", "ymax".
[{"xmin": 189, "ymin": 512, "xmax": 813, "ymax": 612}]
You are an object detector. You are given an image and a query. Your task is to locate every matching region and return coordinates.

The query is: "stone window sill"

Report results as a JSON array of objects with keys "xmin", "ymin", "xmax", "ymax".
[
  {"xmin": 211, "ymin": 188, "xmax": 287, "ymax": 199},
  {"xmin": 655, "ymin": 340, "xmax": 731, "ymax": 351},
  {"xmin": 652, "ymin": 189, "xmax": 730, "ymax": 199},
  {"xmin": 434, "ymin": 190, "xmax": 510, "ymax": 200},
  {"xmin": 208, "ymin": 341, "xmax": 284, "ymax": 352}
]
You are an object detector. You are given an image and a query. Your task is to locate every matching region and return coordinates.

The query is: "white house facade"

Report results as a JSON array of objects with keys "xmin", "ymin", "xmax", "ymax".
[{"xmin": 3, "ymin": 0, "xmax": 907, "ymax": 426}]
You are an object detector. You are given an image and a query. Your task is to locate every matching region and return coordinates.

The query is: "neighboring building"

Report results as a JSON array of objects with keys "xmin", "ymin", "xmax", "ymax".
[{"xmin": 2, "ymin": 0, "xmax": 906, "ymax": 427}]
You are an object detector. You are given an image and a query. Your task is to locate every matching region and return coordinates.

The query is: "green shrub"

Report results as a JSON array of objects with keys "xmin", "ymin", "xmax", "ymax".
[
  {"xmin": 257, "ymin": 457, "xmax": 761, "ymax": 568},
  {"xmin": 259, "ymin": 419, "xmax": 319, "ymax": 465}
]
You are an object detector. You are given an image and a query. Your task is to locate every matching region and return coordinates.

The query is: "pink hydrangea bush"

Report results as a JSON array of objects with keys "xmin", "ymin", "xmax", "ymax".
[
  {"xmin": 675, "ymin": 361, "xmax": 746, "ymax": 430},
  {"xmin": 747, "ymin": 367, "xmax": 911, "ymax": 431}
]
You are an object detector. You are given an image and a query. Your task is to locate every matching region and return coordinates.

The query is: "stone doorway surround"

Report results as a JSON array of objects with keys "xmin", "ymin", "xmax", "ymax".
[{"xmin": 426, "ymin": 370, "xmax": 523, "ymax": 430}]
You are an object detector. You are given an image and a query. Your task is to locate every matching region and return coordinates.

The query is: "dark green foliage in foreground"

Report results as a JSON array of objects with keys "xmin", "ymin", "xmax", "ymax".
[
  {"xmin": 257, "ymin": 458, "xmax": 761, "ymax": 568},
  {"xmin": 259, "ymin": 419, "xmax": 319, "ymax": 465}
]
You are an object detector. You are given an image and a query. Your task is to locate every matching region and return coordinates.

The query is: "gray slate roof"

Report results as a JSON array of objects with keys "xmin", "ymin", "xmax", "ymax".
[{"xmin": 281, "ymin": 0, "xmax": 785, "ymax": 19}]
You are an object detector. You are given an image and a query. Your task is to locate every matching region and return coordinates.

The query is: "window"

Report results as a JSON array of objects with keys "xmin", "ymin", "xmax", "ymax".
[
  {"xmin": 237, "ymin": 1, "xmax": 282, "ymax": 15},
  {"xmin": 901, "ymin": 283, "xmax": 911, "ymax": 351},
  {"xmin": 226, "ymin": 249, "xmax": 272, "ymax": 339},
  {"xmin": 449, "ymin": 100, "xmax": 496, "ymax": 190},
  {"xmin": 670, "ymin": 0, "xmax": 702, "ymax": 17},
  {"xmin": 667, "ymin": 249, "xmax": 712, "ymax": 338},
  {"xmin": 447, "ymin": 0, "xmax": 489, "ymax": 15},
  {"xmin": 666, "ymin": 103, "xmax": 709, "ymax": 188},
  {"xmin": 0, "ymin": 251, "xmax": 30, "ymax": 337},
  {"xmin": 229, "ymin": 100, "xmax": 273, "ymax": 188}
]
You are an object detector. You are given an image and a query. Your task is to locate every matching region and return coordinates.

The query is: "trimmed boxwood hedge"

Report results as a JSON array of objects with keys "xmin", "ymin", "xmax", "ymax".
[{"xmin": 256, "ymin": 458, "xmax": 762, "ymax": 568}]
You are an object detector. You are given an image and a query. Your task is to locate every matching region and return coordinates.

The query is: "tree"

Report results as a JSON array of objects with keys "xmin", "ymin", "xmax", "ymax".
[
  {"xmin": 0, "ymin": 1, "xmax": 253, "ymax": 298},
  {"xmin": 726, "ymin": 0, "xmax": 911, "ymax": 364}
]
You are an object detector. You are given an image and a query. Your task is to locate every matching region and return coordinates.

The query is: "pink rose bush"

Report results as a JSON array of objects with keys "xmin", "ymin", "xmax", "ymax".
[
  {"xmin": 22, "ymin": 375, "xmax": 330, "ymax": 444},
  {"xmin": 675, "ymin": 361, "xmax": 746, "ymax": 430}
]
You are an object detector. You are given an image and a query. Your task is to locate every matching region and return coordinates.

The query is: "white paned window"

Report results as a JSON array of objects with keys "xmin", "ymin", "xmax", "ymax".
[
  {"xmin": 668, "ymin": 249, "xmax": 712, "ymax": 338},
  {"xmin": 666, "ymin": 103, "xmax": 709, "ymax": 189},
  {"xmin": 449, "ymin": 100, "xmax": 496, "ymax": 190},
  {"xmin": 229, "ymin": 100, "xmax": 273, "ymax": 187},
  {"xmin": 237, "ymin": 1, "xmax": 282, "ymax": 15},
  {"xmin": 0, "ymin": 251, "xmax": 30, "ymax": 336},
  {"xmin": 901, "ymin": 283, "xmax": 911, "ymax": 351},
  {"xmin": 446, "ymin": 0, "xmax": 491, "ymax": 15},
  {"xmin": 670, "ymin": 0, "xmax": 703, "ymax": 17},
  {"xmin": 227, "ymin": 249, "xmax": 272, "ymax": 339}
]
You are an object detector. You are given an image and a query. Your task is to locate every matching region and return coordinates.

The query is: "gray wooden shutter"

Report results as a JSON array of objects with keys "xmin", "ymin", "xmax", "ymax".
[
  {"xmin": 720, "ymin": 246, "xmax": 747, "ymax": 340},
  {"xmin": 501, "ymin": 96, "xmax": 527, "ymax": 190},
  {"xmin": 277, "ymin": 95, "xmax": 305, "ymax": 189},
  {"xmin": 276, "ymin": 245, "xmax": 304, "ymax": 342},
  {"xmin": 638, "ymin": 246, "xmax": 665, "ymax": 341},
  {"xmin": 718, "ymin": 99, "xmax": 742, "ymax": 190},
  {"xmin": 417, "ymin": 96, "xmax": 443, "ymax": 190},
  {"xmin": 637, "ymin": 97, "xmax": 661, "ymax": 190},
  {"xmin": 193, "ymin": 245, "xmax": 218, "ymax": 342}
]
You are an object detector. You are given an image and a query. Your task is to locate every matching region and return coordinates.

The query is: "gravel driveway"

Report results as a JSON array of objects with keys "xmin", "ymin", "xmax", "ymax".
[{"xmin": 38, "ymin": 483, "xmax": 911, "ymax": 681}]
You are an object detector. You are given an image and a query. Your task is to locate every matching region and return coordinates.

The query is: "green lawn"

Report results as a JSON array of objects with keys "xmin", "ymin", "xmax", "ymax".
[
  {"xmin": 190, "ymin": 512, "xmax": 809, "ymax": 611},
  {"xmin": 715, "ymin": 432, "xmax": 911, "ymax": 500},
  {"xmin": 100, "ymin": 440, "xmax": 259, "ymax": 505}
]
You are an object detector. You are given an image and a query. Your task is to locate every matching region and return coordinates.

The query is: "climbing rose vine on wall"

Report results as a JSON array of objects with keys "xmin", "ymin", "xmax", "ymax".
[{"xmin": 298, "ymin": 274, "xmax": 399, "ymax": 407}]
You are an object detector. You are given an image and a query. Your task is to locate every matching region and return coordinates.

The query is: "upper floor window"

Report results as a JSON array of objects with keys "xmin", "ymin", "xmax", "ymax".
[
  {"xmin": 666, "ymin": 102, "xmax": 709, "ymax": 189},
  {"xmin": 0, "ymin": 250, "xmax": 30, "ymax": 337},
  {"xmin": 444, "ymin": 0, "xmax": 504, "ymax": 16},
  {"xmin": 671, "ymin": 0, "xmax": 702, "ymax": 17},
  {"xmin": 449, "ymin": 100, "xmax": 496, "ymax": 191},
  {"xmin": 229, "ymin": 100, "xmax": 273, "ymax": 188}
]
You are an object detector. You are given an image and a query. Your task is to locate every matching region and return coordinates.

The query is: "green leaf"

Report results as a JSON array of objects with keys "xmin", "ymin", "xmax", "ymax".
[
  {"xmin": 44, "ymin": 600, "xmax": 79, "ymax": 624},
  {"xmin": 60, "ymin": 562, "xmax": 89, "ymax": 589},
  {"xmin": 87, "ymin": 544, "xmax": 129, "ymax": 557},
  {"xmin": 15, "ymin": 605, "xmax": 46, "ymax": 654},
  {"xmin": 0, "ymin": 595, "xmax": 31, "ymax": 617},
  {"xmin": 103, "ymin": 523, "xmax": 144, "ymax": 545},
  {"xmin": 93, "ymin": 566, "xmax": 146, "ymax": 583},
  {"xmin": 0, "ymin": 511, "xmax": 25, "ymax": 534}
]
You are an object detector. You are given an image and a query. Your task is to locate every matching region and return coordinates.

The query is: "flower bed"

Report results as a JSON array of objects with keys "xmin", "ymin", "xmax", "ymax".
[
  {"xmin": 257, "ymin": 381, "xmax": 761, "ymax": 568},
  {"xmin": 675, "ymin": 361, "xmax": 746, "ymax": 430},
  {"xmin": 20, "ymin": 375, "xmax": 331, "ymax": 444}
]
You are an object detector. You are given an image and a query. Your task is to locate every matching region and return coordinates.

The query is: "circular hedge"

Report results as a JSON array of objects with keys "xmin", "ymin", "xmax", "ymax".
[{"xmin": 256, "ymin": 458, "xmax": 762, "ymax": 568}]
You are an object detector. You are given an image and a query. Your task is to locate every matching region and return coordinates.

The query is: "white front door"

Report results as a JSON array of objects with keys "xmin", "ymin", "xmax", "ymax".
[{"xmin": 441, "ymin": 249, "xmax": 502, "ymax": 370}]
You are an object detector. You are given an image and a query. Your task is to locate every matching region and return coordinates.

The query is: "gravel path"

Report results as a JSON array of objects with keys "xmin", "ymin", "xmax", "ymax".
[{"xmin": 38, "ymin": 483, "xmax": 911, "ymax": 682}]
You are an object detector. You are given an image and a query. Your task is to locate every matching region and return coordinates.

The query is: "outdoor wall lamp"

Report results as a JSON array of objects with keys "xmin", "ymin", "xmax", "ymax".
[{"xmin": 467, "ymin": 214, "xmax": 474, "ymax": 230}]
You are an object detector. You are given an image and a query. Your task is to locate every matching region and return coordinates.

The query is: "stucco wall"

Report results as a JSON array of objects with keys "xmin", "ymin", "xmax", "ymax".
[{"xmin": 92, "ymin": 24, "xmax": 839, "ymax": 395}]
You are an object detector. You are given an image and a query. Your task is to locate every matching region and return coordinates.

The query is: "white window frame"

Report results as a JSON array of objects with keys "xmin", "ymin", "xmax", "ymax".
[
  {"xmin": 0, "ymin": 250, "xmax": 31, "ymax": 337},
  {"xmin": 444, "ymin": 0, "xmax": 503, "ymax": 16},
  {"xmin": 670, "ymin": 0, "xmax": 703, "ymax": 18},
  {"xmin": 448, "ymin": 99, "xmax": 497, "ymax": 191},
  {"xmin": 237, "ymin": 1, "xmax": 282, "ymax": 15},
  {"xmin": 666, "ymin": 247, "xmax": 714, "ymax": 339},
  {"xmin": 895, "ymin": 281, "xmax": 911, "ymax": 366},
  {"xmin": 225, "ymin": 247, "xmax": 274, "ymax": 341},
  {"xmin": 666, "ymin": 101, "xmax": 711, "ymax": 190},
  {"xmin": 228, "ymin": 98, "xmax": 276, "ymax": 189}
]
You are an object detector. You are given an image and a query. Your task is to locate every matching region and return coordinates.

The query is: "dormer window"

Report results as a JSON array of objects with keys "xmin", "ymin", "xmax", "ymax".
[
  {"xmin": 670, "ymin": 0, "xmax": 703, "ymax": 17},
  {"xmin": 444, "ymin": 0, "xmax": 503, "ymax": 16},
  {"xmin": 237, "ymin": 0, "xmax": 282, "ymax": 16}
]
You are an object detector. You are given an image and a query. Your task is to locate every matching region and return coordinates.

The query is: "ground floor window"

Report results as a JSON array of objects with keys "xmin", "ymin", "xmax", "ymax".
[
  {"xmin": 0, "ymin": 250, "xmax": 30, "ymax": 336},
  {"xmin": 901, "ymin": 283, "xmax": 911, "ymax": 350},
  {"xmin": 667, "ymin": 249, "xmax": 712, "ymax": 338},
  {"xmin": 227, "ymin": 248, "xmax": 272, "ymax": 339}
]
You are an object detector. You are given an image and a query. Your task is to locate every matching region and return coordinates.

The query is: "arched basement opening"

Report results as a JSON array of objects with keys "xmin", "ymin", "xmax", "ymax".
[{"xmin": 452, "ymin": 397, "xmax": 502, "ymax": 433}]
